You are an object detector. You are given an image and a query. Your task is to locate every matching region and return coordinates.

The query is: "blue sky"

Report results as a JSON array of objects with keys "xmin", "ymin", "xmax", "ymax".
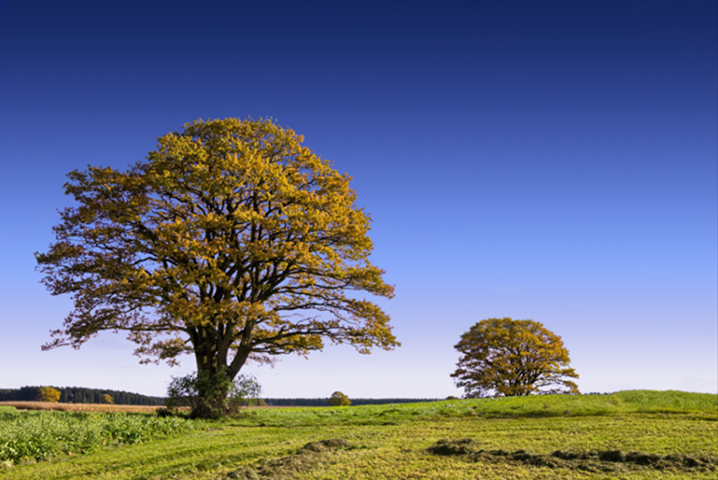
[{"xmin": 0, "ymin": 0, "xmax": 715, "ymax": 398}]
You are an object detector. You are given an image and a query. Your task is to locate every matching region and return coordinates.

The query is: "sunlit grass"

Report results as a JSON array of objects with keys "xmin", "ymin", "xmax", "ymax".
[
  {"xmin": 1, "ymin": 391, "xmax": 716, "ymax": 479},
  {"xmin": 614, "ymin": 390, "xmax": 717, "ymax": 413},
  {"xmin": 221, "ymin": 390, "xmax": 718, "ymax": 428}
]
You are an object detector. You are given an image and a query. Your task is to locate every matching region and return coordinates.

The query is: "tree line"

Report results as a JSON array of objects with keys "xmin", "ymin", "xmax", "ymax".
[
  {"xmin": 0, "ymin": 387, "xmax": 165, "ymax": 405},
  {"xmin": 0, "ymin": 386, "xmax": 439, "ymax": 407}
]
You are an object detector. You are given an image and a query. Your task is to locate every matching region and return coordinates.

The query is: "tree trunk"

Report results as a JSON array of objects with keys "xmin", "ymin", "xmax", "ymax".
[
  {"xmin": 190, "ymin": 325, "xmax": 232, "ymax": 418},
  {"xmin": 186, "ymin": 318, "xmax": 256, "ymax": 418}
]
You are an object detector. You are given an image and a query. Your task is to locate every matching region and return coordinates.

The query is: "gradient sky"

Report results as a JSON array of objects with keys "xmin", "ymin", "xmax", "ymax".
[{"xmin": 1, "ymin": 0, "xmax": 715, "ymax": 399}]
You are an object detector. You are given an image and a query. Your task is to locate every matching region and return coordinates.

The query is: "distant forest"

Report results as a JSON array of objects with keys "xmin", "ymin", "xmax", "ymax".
[
  {"xmin": 0, "ymin": 387, "xmax": 165, "ymax": 405},
  {"xmin": 0, "ymin": 386, "xmax": 439, "ymax": 406}
]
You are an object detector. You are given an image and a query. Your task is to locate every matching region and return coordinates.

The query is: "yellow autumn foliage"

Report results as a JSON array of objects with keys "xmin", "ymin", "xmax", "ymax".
[
  {"xmin": 451, "ymin": 318, "xmax": 579, "ymax": 398},
  {"xmin": 328, "ymin": 391, "xmax": 351, "ymax": 406},
  {"xmin": 38, "ymin": 387, "xmax": 61, "ymax": 403},
  {"xmin": 36, "ymin": 118, "xmax": 398, "ymax": 389}
]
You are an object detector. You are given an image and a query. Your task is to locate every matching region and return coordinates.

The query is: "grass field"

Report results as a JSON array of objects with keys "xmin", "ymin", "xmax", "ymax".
[{"xmin": 1, "ymin": 390, "xmax": 716, "ymax": 479}]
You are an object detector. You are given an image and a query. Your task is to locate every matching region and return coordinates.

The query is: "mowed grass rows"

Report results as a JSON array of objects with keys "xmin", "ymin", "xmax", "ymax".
[{"xmin": 1, "ymin": 390, "xmax": 716, "ymax": 479}]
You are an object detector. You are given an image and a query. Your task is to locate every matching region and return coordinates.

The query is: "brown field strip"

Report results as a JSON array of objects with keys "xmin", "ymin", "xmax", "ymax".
[
  {"xmin": 0, "ymin": 401, "xmax": 168, "ymax": 413},
  {"xmin": 0, "ymin": 401, "xmax": 288, "ymax": 412}
]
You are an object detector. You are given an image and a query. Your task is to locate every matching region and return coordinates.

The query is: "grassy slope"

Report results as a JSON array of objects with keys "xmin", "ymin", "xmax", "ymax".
[{"xmin": 1, "ymin": 390, "xmax": 716, "ymax": 480}]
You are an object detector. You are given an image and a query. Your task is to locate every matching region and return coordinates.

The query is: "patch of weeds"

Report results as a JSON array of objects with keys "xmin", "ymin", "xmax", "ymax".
[
  {"xmin": 427, "ymin": 438, "xmax": 718, "ymax": 473},
  {"xmin": 223, "ymin": 438, "xmax": 352, "ymax": 479}
]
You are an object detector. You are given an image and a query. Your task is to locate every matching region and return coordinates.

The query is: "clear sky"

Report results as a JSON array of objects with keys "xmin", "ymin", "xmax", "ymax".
[{"xmin": 0, "ymin": 0, "xmax": 715, "ymax": 399}]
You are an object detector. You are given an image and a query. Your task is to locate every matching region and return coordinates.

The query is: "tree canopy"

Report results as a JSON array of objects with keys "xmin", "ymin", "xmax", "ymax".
[
  {"xmin": 36, "ymin": 118, "xmax": 398, "ymax": 415},
  {"xmin": 451, "ymin": 318, "xmax": 579, "ymax": 398},
  {"xmin": 38, "ymin": 387, "xmax": 61, "ymax": 403},
  {"xmin": 327, "ymin": 391, "xmax": 351, "ymax": 406}
]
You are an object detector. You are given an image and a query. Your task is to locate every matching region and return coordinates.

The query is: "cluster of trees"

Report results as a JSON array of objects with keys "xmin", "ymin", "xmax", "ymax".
[{"xmin": 0, "ymin": 386, "xmax": 165, "ymax": 405}]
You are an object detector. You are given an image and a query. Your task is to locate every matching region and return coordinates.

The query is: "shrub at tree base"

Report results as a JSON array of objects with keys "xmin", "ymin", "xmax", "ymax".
[{"xmin": 166, "ymin": 370, "xmax": 261, "ymax": 418}]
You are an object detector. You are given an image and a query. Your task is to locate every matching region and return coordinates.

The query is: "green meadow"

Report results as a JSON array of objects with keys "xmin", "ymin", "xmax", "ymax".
[{"xmin": 1, "ymin": 390, "xmax": 716, "ymax": 479}]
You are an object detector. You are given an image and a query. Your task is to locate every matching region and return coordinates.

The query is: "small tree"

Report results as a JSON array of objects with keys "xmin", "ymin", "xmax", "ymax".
[
  {"xmin": 100, "ymin": 393, "xmax": 114, "ymax": 404},
  {"xmin": 451, "ymin": 318, "xmax": 580, "ymax": 398},
  {"xmin": 327, "ymin": 391, "xmax": 351, "ymax": 406},
  {"xmin": 38, "ymin": 386, "xmax": 61, "ymax": 402}
]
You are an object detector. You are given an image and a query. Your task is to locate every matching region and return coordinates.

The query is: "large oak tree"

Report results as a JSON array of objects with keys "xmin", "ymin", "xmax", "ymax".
[
  {"xmin": 451, "ymin": 318, "xmax": 579, "ymax": 397},
  {"xmin": 36, "ymin": 118, "xmax": 398, "ymax": 415}
]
